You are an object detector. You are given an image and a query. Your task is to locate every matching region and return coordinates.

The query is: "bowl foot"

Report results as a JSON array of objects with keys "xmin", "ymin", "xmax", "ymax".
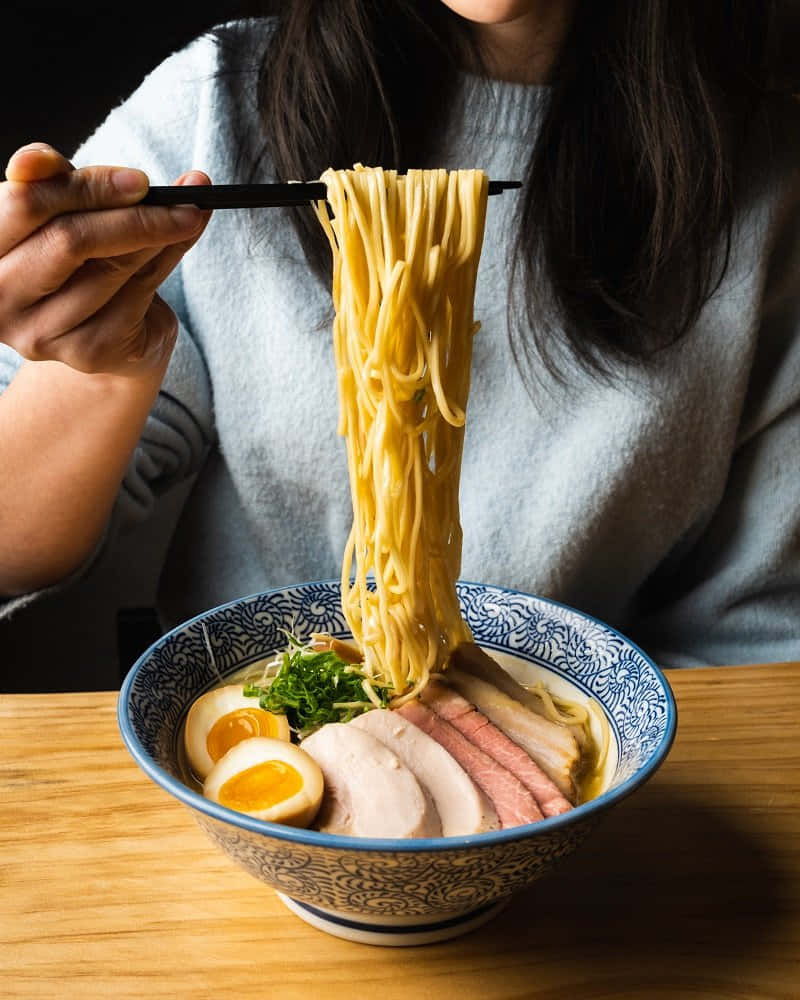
[{"xmin": 276, "ymin": 892, "xmax": 508, "ymax": 946}]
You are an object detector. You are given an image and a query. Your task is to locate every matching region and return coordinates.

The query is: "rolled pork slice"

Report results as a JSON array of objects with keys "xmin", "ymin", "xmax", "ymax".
[
  {"xmin": 397, "ymin": 700, "xmax": 544, "ymax": 829},
  {"xmin": 451, "ymin": 642, "xmax": 588, "ymax": 749},
  {"xmin": 351, "ymin": 709, "xmax": 499, "ymax": 836},
  {"xmin": 420, "ymin": 681, "xmax": 573, "ymax": 817},
  {"xmin": 301, "ymin": 723, "xmax": 442, "ymax": 838},
  {"xmin": 445, "ymin": 666, "xmax": 580, "ymax": 801}
]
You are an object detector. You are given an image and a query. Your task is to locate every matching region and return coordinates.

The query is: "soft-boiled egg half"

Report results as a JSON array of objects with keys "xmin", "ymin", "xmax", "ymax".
[
  {"xmin": 184, "ymin": 684, "xmax": 290, "ymax": 780},
  {"xmin": 203, "ymin": 737, "xmax": 324, "ymax": 827}
]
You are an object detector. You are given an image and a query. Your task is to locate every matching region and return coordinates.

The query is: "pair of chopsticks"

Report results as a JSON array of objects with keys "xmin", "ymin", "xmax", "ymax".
[{"xmin": 141, "ymin": 180, "xmax": 521, "ymax": 209}]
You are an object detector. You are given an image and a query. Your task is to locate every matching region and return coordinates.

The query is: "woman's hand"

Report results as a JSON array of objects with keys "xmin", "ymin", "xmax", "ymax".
[{"xmin": 0, "ymin": 142, "xmax": 211, "ymax": 375}]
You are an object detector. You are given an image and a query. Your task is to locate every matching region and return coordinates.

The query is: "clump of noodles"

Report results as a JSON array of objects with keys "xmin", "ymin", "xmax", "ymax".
[{"xmin": 315, "ymin": 166, "xmax": 489, "ymax": 704}]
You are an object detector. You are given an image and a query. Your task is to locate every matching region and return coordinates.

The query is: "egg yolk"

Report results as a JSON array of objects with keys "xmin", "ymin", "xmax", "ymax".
[
  {"xmin": 218, "ymin": 760, "xmax": 304, "ymax": 812},
  {"xmin": 206, "ymin": 708, "xmax": 282, "ymax": 763}
]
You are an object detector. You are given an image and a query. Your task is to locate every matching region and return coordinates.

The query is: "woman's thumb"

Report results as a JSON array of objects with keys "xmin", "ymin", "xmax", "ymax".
[{"xmin": 5, "ymin": 142, "xmax": 74, "ymax": 183}]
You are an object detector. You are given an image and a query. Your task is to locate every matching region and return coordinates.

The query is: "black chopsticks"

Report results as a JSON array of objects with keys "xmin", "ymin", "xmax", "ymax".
[{"xmin": 141, "ymin": 180, "xmax": 521, "ymax": 209}]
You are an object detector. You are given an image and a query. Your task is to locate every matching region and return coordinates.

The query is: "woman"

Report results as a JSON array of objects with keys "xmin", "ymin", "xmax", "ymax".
[{"xmin": 0, "ymin": 1, "xmax": 797, "ymax": 667}]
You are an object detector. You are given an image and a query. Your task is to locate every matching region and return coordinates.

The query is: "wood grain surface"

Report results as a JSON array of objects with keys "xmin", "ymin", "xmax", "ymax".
[{"xmin": 1, "ymin": 663, "xmax": 799, "ymax": 1000}]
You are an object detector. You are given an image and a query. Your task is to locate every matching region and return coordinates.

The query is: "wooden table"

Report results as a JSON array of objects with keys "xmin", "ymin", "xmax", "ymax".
[{"xmin": 1, "ymin": 664, "xmax": 798, "ymax": 999}]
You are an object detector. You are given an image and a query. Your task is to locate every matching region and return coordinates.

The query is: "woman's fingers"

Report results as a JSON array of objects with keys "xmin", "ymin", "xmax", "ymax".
[
  {"xmin": 0, "ymin": 198, "xmax": 207, "ymax": 309},
  {"xmin": 18, "ymin": 225, "xmax": 204, "ymax": 365},
  {"xmin": 0, "ymin": 156, "xmax": 157, "ymax": 260},
  {"xmin": 15, "ymin": 245, "xmax": 166, "ymax": 342},
  {"xmin": 0, "ymin": 146, "xmax": 213, "ymax": 261},
  {"xmin": 23, "ymin": 233, "xmax": 205, "ymax": 374},
  {"xmin": 51, "ymin": 289, "xmax": 181, "ymax": 376}
]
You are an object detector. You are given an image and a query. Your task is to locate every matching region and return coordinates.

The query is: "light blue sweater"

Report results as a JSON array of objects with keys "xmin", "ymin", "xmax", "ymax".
[{"xmin": 2, "ymin": 22, "xmax": 799, "ymax": 667}]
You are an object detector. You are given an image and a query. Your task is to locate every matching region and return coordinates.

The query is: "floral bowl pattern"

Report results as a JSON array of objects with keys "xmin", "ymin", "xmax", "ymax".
[{"xmin": 118, "ymin": 581, "xmax": 676, "ymax": 946}]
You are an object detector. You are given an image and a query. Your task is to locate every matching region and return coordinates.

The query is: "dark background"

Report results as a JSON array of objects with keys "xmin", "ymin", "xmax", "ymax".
[
  {"xmin": 0, "ymin": 2, "xmax": 798, "ymax": 692},
  {"xmin": 1, "ymin": 0, "xmax": 266, "ymax": 165}
]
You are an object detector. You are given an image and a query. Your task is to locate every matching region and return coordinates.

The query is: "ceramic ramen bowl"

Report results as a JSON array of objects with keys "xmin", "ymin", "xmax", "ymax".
[{"xmin": 118, "ymin": 580, "xmax": 676, "ymax": 946}]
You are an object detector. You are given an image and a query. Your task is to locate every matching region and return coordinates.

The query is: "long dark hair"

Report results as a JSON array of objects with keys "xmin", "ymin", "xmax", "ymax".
[{"xmin": 221, "ymin": 1, "xmax": 777, "ymax": 378}]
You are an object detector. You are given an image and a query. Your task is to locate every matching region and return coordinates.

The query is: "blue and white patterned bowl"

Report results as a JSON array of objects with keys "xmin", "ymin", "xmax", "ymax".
[{"xmin": 118, "ymin": 580, "xmax": 676, "ymax": 946}]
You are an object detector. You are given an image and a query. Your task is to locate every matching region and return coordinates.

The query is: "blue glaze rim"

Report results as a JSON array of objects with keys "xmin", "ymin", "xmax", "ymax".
[
  {"xmin": 118, "ymin": 579, "xmax": 677, "ymax": 853},
  {"xmin": 287, "ymin": 896, "xmax": 502, "ymax": 934}
]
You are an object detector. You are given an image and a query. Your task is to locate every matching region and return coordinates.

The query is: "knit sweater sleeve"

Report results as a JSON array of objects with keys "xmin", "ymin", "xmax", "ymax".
[
  {"xmin": 635, "ymin": 158, "xmax": 800, "ymax": 666},
  {"xmin": 0, "ymin": 32, "xmax": 223, "ymax": 620}
]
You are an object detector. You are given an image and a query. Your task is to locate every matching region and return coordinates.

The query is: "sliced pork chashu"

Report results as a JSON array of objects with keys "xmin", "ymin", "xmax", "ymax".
[
  {"xmin": 444, "ymin": 665, "xmax": 581, "ymax": 801},
  {"xmin": 302, "ymin": 723, "xmax": 441, "ymax": 838},
  {"xmin": 352, "ymin": 709, "xmax": 498, "ymax": 836},
  {"xmin": 451, "ymin": 642, "xmax": 588, "ymax": 749},
  {"xmin": 397, "ymin": 700, "xmax": 545, "ymax": 829},
  {"xmin": 420, "ymin": 681, "xmax": 573, "ymax": 817}
]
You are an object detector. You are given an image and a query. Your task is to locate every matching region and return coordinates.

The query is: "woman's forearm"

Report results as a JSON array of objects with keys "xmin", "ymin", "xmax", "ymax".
[{"xmin": 0, "ymin": 359, "xmax": 167, "ymax": 596}]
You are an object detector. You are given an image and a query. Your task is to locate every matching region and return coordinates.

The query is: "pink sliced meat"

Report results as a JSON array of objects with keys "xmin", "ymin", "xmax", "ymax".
[
  {"xmin": 397, "ymin": 700, "xmax": 544, "ymax": 828},
  {"xmin": 420, "ymin": 681, "xmax": 573, "ymax": 818},
  {"xmin": 450, "ymin": 642, "xmax": 588, "ymax": 750},
  {"xmin": 445, "ymin": 666, "xmax": 580, "ymax": 800}
]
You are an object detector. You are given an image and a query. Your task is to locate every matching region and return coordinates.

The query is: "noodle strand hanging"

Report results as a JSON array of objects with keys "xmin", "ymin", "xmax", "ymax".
[{"xmin": 315, "ymin": 166, "xmax": 489, "ymax": 703}]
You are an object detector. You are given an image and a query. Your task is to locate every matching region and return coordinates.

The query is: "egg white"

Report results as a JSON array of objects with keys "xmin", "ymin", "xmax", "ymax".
[
  {"xmin": 203, "ymin": 737, "xmax": 324, "ymax": 827},
  {"xmin": 184, "ymin": 684, "xmax": 290, "ymax": 780}
]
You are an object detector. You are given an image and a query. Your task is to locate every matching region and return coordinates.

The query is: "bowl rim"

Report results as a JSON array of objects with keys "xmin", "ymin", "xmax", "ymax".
[{"xmin": 118, "ymin": 579, "xmax": 677, "ymax": 852}]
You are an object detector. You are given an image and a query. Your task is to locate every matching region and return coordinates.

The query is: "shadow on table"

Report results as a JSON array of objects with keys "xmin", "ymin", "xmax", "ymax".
[{"xmin": 470, "ymin": 781, "xmax": 787, "ymax": 978}]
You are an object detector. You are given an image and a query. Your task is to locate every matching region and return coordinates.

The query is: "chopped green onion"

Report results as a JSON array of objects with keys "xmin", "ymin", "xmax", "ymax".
[{"xmin": 243, "ymin": 640, "xmax": 392, "ymax": 736}]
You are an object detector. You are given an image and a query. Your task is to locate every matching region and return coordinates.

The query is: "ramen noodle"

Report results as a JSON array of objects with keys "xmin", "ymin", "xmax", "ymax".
[{"xmin": 315, "ymin": 166, "xmax": 489, "ymax": 703}]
